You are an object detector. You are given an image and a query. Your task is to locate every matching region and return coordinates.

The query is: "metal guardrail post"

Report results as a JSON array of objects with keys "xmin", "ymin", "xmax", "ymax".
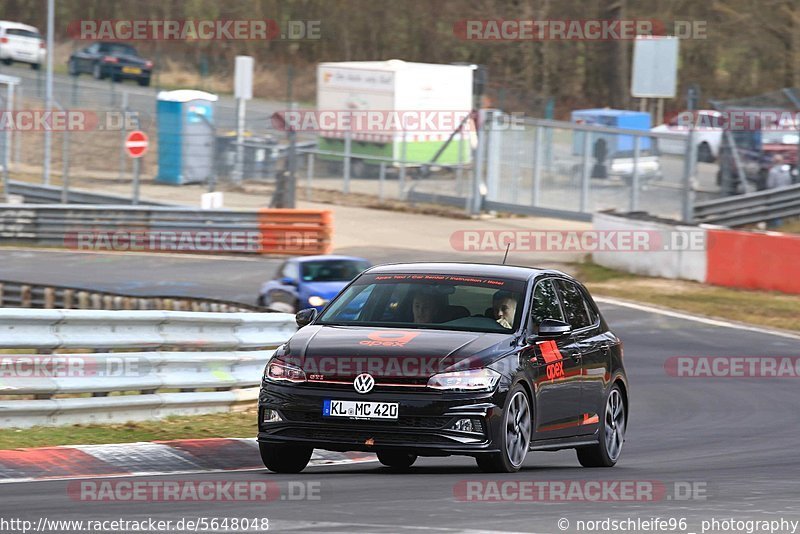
[
  {"xmin": 531, "ymin": 125, "xmax": 542, "ymax": 207},
  {"xmin": 630, "ymin": 135, "xmax": 640, "ymax": 212},
  {"xmin": 580, "ymin": 130, "xmax": 591, "ymax": 213}
]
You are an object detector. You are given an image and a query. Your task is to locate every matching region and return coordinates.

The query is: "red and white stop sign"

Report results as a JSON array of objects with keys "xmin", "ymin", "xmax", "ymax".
[{"xmin": 125, "ymin": 130, "xmax": 149, "ymax": 158}]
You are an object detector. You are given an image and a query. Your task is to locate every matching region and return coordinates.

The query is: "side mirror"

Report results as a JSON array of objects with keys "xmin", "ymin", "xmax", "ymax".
[
  {"xmin": 536, "ymin": 319, "xmax": 572, "ymax": 338},
  {"xmin": 280, "ymin": 277, "xmax": 296, "ymax": 286},
  {"xmin": 295, "ymin": 308, "xmax": 318, "ymax": 328}
]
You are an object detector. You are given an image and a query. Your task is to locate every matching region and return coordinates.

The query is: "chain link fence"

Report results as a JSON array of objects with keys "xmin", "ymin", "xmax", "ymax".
[{"xmin": 0, "ymin": 66, "xmax": 722, "ymax": 222}]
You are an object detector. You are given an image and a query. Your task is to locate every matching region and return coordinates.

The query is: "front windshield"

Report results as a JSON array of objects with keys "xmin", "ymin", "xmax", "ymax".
[
  {"xmin": 318, "ymin": 272, "xmax": 526, "ymax": 333},
  {"xmin": 301, "ymin": 259, "xmax": 370, "ymax": 282}
]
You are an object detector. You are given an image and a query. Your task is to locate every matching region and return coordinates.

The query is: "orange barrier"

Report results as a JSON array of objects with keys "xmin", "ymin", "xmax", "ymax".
[
  {"xmin": 257, "ymin": 209, "xmax": 333, "ymax": 255},
  {"xmin": 706, "ymin": 229, "xmax": 800, "ymax": 294}
]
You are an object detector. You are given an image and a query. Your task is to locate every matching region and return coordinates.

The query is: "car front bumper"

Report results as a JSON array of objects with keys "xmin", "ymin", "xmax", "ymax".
[{"xmin": 257, "ymin": 381, "xmax": 507, "ymax": 456}]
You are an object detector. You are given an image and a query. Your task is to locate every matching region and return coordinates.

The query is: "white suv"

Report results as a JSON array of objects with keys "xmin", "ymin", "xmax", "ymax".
[{"xmin": 0, "ymin": 21, "xmax": 45, "ymax": 70}]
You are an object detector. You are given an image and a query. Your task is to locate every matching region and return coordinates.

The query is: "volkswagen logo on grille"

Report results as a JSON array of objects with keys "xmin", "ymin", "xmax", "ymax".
[{"xmin": 353, "ymin": 373, "xmax": 375, "ymax": 394}]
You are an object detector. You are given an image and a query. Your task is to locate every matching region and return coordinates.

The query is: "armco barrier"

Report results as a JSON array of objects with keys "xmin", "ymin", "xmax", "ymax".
[
  {"xmin": 0, "ymin": 309, "xmax": 296, "ymax": 427},
  {"xmin": 0, "ymin": 204, "xmax": 333, "ymax": 255},
  {"xmin": 593, "ymin": 212, "xmax": 800, "ymax": 295},
  {"xmin": 0, "ymin": 279, "xmax": 262, "ymax": 312}
]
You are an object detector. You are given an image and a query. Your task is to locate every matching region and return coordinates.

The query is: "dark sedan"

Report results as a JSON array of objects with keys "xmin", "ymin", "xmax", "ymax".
[
  {"xmin": 68, "ymin": 42, "xmax": 152, "ymax": 86},
  {"xmin": 258, "ymin": 262, "xmax": 628, "ymax": 473}
]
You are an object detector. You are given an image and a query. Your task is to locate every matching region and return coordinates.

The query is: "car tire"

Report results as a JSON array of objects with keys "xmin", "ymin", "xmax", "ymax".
[
  {"xmin": 30, "ymin": 62, "xmax": 40, "ymax": 71},
  {"xmin": 577, "ymin": 384, "xmax": 626, "ymax": 468},
  {"xmin": 259, "ymin": 442, "xmax": 313, "ymax": 473},
  {"xmin": 376, "ymin": 451, "xmax": 417, "ymax": 470},
  {"xmin": 137, "ymin": 77, "xmax": 150, "ymax": 87},
  {"xmin": 697, "ymin": 142, "xmax": 715, "ymax": 163},
  {"xmin": 475, "ymin": 384, "xmax": 532, "ymax": 473},
  {"xmin": 1, "ymin": 58, "xmax": 11, "ymax": 66},
  {"xmin": 68, "ymin": 59, "xmax": 79, "ymax": 76},
  {"xmin": 92, "ymin": 62, "xmax": 104, "ymax": 80}
]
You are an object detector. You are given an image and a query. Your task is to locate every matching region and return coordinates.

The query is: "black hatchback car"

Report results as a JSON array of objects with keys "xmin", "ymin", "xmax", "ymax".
[
  {"xmin": 258, "ymin": 263, "xmax": 628, "ymax": 473},
  {"xmin": 68, "ymin": 42, "xmax": 153, "ymax": 86}
]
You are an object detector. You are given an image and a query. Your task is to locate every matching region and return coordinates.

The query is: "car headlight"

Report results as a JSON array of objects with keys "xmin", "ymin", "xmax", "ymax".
[
  {"xmin": 264, "ymin": 359, "xmax": 306, "ymax": 383},
  {"xmin": 307, "ymin": 295, "xmax": 328, "ymax": 307},
  {"xmin": 427, "ymin": 368, "xmax": 500, "ymax": 392}
]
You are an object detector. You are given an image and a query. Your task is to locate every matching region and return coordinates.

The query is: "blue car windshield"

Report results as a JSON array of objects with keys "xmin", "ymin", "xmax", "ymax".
[
  {"xmin": 301, "ymin": 260, "xmax": 370, "ymax": 282},
  {"xmin": 318, "ymin": 273, "xmax": 526, "ymax": 333}
]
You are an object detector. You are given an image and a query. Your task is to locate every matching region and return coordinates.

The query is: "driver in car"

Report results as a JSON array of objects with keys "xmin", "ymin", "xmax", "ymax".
[
  {"xmin": 412, "ymin": 291, "xmax": 445, "ymax": 324},
  {"xmin": 492, "ymin": 290, "xmax": 517, "ymax": 329}
]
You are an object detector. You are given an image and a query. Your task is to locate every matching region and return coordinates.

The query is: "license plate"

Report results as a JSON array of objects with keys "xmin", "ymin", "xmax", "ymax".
[
  {"xmin": 122, "ymin": 66, "xmax": 142, "ymax": 74},
  {"xmin": 323, "ymin": 399, "xmax": 398, "ymax": 420}
]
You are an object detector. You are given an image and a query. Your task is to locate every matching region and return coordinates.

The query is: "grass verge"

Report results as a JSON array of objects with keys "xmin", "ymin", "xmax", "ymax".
[
  {"xmin": 575, "ymin": 262, "xmax": 800, "ymax": 333},
  {"xmin": 0, "ymin": 409, "xmax": 257, "ymax": 450}
]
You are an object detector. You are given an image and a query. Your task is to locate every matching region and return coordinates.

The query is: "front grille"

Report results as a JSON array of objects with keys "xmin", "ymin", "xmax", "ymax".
[{"xmin": 280, "ymin": 409, "xmax": 452, "ymax": 429}]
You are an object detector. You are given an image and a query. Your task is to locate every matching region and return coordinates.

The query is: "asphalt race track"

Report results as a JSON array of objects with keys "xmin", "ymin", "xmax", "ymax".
[{"xmin": 0, "ymin": 302, "xmax": 797, "ymax": 533}]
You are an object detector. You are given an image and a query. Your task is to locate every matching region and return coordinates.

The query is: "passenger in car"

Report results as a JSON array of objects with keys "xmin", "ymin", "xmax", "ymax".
[{"xmin": 492, "ymin": 290, "xmax": 517, "ymax": 329}]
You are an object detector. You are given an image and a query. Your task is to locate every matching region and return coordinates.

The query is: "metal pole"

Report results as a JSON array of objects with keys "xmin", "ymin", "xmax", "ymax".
[
  {"xmin": 455, "ymin": 131, "xmax": 464, "ymax": 195},
  {"xmin": 132, "ymin": 157, "xmax": 141, "ymax": 205},
  {"xmin": 531, "ymin": 125, "xmax": 542, "ymax": 207},
  {"xmin": 13, "ymin": 84, "xmax": 20, "ymax": 167},
  {"xmin": 343, "ymin": 131, "xmax": 351, "ymax": 194},
  {"xmin": 681, "ymin": 128, "xmax": 697, "ymax": 222},
  {"xmin": 306, "ymin": 152, "xmax": 314, "ymax": 201},
  {"xmin": 119, "ymin": 92, "xmax": 128, "ymax": 180},
  {"xmin": 61, "ymin": 129, "xmax": 70, "ymax": 203},
  {"xmin": 233, "ymin": 97, "xmax": 246, "ymax": 183},
  {"xmin": 470, "ymin": 110, "xmax": 486, "ymax": 215},
  {"xmin": 378, "ymin": 162, "xmax": 386, "ymax": 201},
  {"xmin": 399, "ymin": 131, "xmax": 408, "ymax": 199},
  {"xmin": 580, "ymin": 130, "xmax": 591, "ymax": 212},
  {"xmin": 286, "ymin": 124, "xmax": 297, "ymax": 209},
  {"xmin": 42, "ymin": 0, "xmax": 54, "ymax": 185},
  {"xmin": 2, "ymin": 85, "xmax": 9, "ymax": 203},
  {"xmin": 630, "ymin": 135, "xmax": 640, "ymax": 212}
]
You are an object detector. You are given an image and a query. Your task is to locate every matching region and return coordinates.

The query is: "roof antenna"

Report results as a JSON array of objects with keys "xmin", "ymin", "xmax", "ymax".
[{"xmin": 502, "ymin": 243, "xmax": 510, "ymax": 265}]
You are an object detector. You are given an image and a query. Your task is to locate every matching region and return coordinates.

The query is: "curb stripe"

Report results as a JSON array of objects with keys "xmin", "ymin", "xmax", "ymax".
[{"xmin": 0, "ymin": 438, "xmax": 377, "ymax": 483}]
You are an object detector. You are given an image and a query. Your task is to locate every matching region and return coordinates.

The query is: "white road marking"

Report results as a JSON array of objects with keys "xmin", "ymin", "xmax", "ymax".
[{"xmin": 594, "ymin": 296, "xmax": 800, "ymax": 340}]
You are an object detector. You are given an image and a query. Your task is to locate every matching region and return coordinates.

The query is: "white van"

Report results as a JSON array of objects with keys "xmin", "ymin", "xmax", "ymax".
[{"xmin": 0, "ymin": 21, "xmax": 45, "ymax": 69}]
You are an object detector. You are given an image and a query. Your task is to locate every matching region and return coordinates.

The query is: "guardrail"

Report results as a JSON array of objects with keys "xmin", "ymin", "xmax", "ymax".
[
  {"xmin": 0, "ymin": 279, "xmax": 261, "ymax": 312},
  {"xmin": 4, "ymin": 180, "xmax": 168, "ymax": 206},
  {"xmin": 0, "ymin": 309, "xmax": 296, "ymax": 427},
  {"xmin": 693, "ymin": 183, "xmax": 800, "ymax": 226},
  {"xmin": 0, "ymin": 204, "xmax": 333, "ymax": 255}
]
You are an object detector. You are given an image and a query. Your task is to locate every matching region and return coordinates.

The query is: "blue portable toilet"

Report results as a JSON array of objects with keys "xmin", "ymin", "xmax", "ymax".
[
  {"xmin": 571, "ymin": 109, "xmax": 651, "ymax": 156},
  {"xmin": 156, "ymin": 90, "xmax": 218, "ymax": 185}
]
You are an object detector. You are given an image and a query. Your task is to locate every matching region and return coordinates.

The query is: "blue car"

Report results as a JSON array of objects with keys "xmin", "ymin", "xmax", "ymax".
[{"xmin": 258, "ymin": 255, "xmax": 371, "ymax": 312}]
